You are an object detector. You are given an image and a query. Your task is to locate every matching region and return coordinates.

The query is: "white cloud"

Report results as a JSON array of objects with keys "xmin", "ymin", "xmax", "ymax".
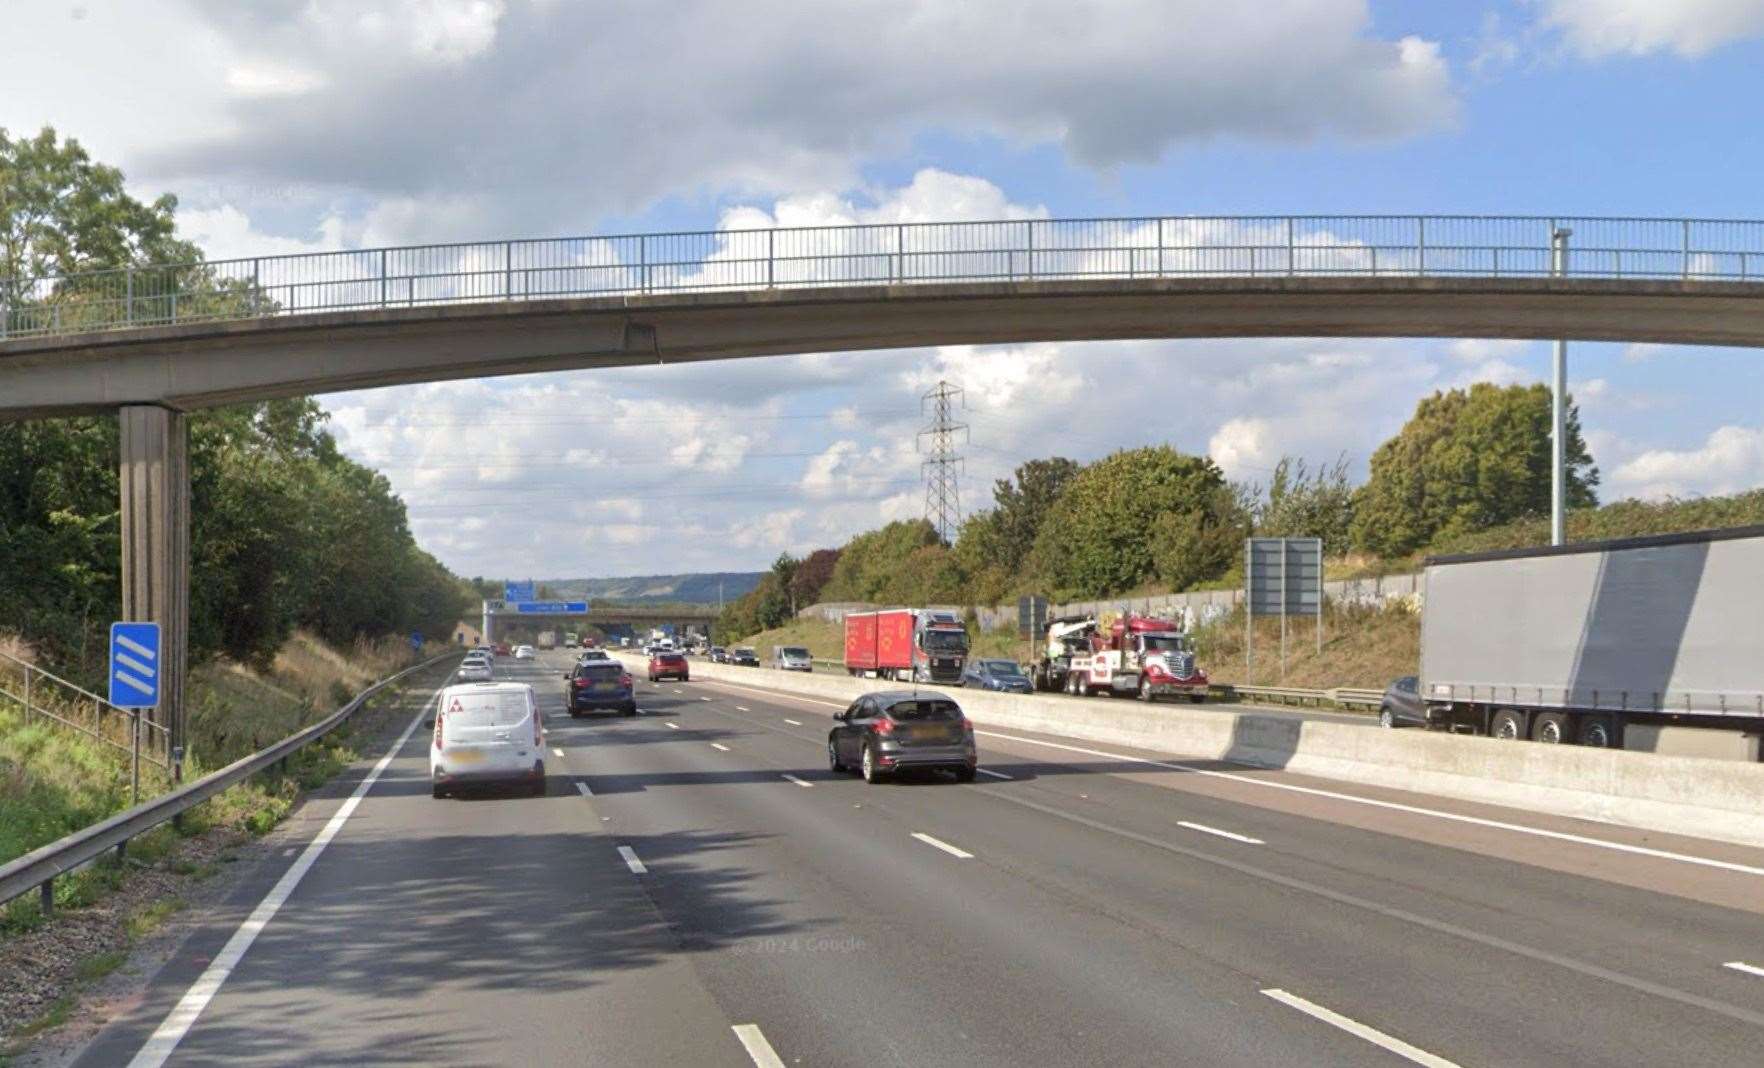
[
  {"xmin": 1539, "ymin": 0, "xmax": 1764, "ymax": 58},
  {"xmin": 176, "ymin": 205, "xmax": 346, "ymax": 262},
  {"xmin": 12, "ymin": 1, "xmax": 1453, "ymax": 246},
  {"xmin": 1209, "ymin": 418, "xmax": 1276, "ymax": 479},
  {"xmin": 1611, "ymin": 425, "xmax": 1764, "ymax": 498}
]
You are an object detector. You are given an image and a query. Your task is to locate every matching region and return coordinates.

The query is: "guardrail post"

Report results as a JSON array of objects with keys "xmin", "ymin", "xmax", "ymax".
[
  {"xmin": 40, "ymin": 878, "xmax": 52, "ymax": 917},
  {"xmin": 170, "ymin": 746, "xmax": 184, "ymax": 831},
  {"xmin": 131, "ymin": 710, "xmax": 141, "ymax": 806}
]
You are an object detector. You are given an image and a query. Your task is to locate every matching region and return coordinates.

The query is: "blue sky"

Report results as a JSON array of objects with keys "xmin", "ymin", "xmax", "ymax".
[{"xmin": 6, "ymin": 1, "xmax": 1764, "ymax": 576}]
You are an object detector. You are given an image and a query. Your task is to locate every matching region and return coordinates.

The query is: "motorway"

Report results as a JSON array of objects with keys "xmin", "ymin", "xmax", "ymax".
[{"xmin": 71, "ymin": 650, "xmax": 1764, "ymax": 1067}]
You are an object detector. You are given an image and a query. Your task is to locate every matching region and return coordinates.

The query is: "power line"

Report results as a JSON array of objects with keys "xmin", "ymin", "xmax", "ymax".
[{"xmin": 917, "ymin": 380, "xmax": 968, "ymax": 543}]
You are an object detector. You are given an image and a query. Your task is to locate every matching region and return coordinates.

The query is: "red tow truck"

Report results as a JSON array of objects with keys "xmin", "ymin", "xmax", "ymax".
[{"xmin": 1067, "ymin": 613, "xmax": 1208, "ymax": 703}]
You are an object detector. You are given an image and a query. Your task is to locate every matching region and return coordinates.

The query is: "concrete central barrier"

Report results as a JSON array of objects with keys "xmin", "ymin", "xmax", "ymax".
[{"xmin": 627, "ymin": 653, "xmax": 1764, "ymax": 850}]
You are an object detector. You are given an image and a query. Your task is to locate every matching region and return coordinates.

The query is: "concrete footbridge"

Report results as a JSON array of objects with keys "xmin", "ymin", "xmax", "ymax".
[{"xmin": 6, "ymin": 212, "xmax": 1764, "ymax": 750}]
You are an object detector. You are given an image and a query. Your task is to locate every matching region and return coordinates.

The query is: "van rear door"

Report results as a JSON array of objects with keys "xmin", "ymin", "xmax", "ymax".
[{"xmin": 441, "ymin": 689, "xmax": 537, "ymax": 772}]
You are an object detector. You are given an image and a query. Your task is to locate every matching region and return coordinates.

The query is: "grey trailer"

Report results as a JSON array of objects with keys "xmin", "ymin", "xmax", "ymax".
[{"xmin": 1421, "ymin": 526, "xmax": 1764, "ymax": 759}]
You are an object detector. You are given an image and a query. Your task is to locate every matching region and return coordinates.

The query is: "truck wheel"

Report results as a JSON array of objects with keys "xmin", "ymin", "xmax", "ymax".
[
  {"xmin": 1490, "ymin": 708, "xmax": 1527, "ymax": 740},
  {"xmin": 1531, "ymin": 711, "xmax": 1570, "ymax": 744},
  {"xmin": 1577, "ymin": 715, "xmax": 1618, "ymax": 748},
  {"xmin": 1137, "ymin": 677, "xmax": 1154, "ymax": 702}
]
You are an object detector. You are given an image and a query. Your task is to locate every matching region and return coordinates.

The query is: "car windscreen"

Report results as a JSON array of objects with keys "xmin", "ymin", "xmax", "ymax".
[
  {"xmin": 781, "ymin": 647, "xmax": 809, "ymax": 657},
  {"xmin": 1142, "ymin": 635, "xmax": 1190, "ymax": 652},
  {"xmin": 923, "ymin": 630, "xmax": 967, "ymax": 651},
  {"xmin": 443, "ymin": 690, "xmax": 530, "ymax": 728},
  {"xmin": 883, "ymin": 699, "xmax": 962, "ymax": 722},
  {"xmin": 984, "ymin": 660, "xmax": 1024, "ymax": 676},
  {"xmin": 577, "ymin": 664, "xmax": 623, "ymax": 680}
]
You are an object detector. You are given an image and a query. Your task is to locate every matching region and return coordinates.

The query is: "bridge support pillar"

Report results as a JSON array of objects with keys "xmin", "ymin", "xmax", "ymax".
[{"xmin": 119, "ymin": 405, "xmax": 190, "ymax": 758}]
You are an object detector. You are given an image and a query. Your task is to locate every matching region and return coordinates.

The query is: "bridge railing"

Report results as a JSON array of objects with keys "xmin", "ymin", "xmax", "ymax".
[{"xmin": 6, "ymin": 215, "xmax": 1764, "ymax": 341}]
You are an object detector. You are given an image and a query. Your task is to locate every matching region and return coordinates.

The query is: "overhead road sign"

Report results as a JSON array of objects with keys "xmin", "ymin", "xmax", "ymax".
[
  {"xmin": 504, "ymin": 580, "xmax": 536, "ymax": 602},
  {"xmin": 508, "ymin": 601, "xmax": 588, "ymax": 614},
  {"xmin": 109, "ymin": 622, "xmax": 161, "ymax": 708}
]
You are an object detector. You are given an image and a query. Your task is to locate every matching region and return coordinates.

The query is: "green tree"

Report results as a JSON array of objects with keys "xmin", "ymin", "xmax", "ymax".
[
  {"xmin": 818, "ymin": 519, "xmax": 944, "ymax": 603},
  {"xmin": 987, "ymin": 457, "xmax": 1080, "ymax": 573},
  {"xmin": 1250, "ymin": 455, "xmax": 1357, "ymax": 554},
  {"xmin": 1027, "ymin": 446, "xmax": 1237, "ymax": 598},
  {"xmin": 1350, "ymin": 383, "xmax": 1598, "ymax": 556}
]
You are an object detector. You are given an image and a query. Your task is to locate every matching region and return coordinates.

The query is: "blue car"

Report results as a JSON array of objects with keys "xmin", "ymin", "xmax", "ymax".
[
  {"xmin": 961, "ymin": 658, "xmax": 1034, "ymax": 693},
  {"xmin": 565, "ymin": 659, "xmax": 637, "ymax": 717}
]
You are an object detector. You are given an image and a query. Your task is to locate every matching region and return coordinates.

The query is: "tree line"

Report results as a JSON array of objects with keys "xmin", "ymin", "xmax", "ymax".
[
  {"xmin": 715, "ymin": 381, "xmax": 1603, "ymax": 640},
  {"xmin": 1, "ymin": 127, "xmax": 469, "ymax": 680}
]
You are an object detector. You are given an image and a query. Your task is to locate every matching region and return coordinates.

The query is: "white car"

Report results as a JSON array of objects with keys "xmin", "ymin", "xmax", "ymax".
[
  {"xmin": 428, "ymin": 682, "xmax": 544, "ymax": 798},
  {"xmin": 513, "ymin": 645, "xmax": 536, "ymax": 660},
  {"xmin": 456, "ymin": 658, "xmax": 493, "ymax": 682}
]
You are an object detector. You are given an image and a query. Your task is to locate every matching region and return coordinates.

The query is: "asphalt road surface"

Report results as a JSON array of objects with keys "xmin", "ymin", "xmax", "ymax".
[{"xmin": 72, "ymin": 650, "xmax": 1764, "ymax": 1066}]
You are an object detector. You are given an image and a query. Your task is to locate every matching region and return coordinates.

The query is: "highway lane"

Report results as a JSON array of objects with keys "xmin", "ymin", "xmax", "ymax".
[{"xmin": 70, "ymin": 649, "xmax": 1764, "ymax": 1066}]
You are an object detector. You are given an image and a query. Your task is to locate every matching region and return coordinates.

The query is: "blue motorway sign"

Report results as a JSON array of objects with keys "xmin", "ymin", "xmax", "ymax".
[
  {"xmin": 108, "ymin": 622, "xmax": 161, "ymax": 708},
  {"xmin": 504, "ymin": 580, "xmax": 536, "ymax": 602},
  {"xmin": 508, "ymin": 601, "xmax": 588, "ymax": 614}
]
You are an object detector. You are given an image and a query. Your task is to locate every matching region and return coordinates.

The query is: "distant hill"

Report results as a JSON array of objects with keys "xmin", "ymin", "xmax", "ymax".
[{"xmin": 540, "ymin": 572, "xmax": 763, "ymax": 605}]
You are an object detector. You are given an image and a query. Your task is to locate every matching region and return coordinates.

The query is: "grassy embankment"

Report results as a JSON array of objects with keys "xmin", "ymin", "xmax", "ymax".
[
  {"xmin": 733, "ymin": 603, "xmax": 1420, "ymax": 693},
  {"xmin": 0, "ymin": 630, "xmax": 425, "ymax": 933}
]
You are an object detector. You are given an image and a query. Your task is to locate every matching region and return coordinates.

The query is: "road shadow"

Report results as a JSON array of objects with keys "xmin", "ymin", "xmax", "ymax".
[{"xmin": 131, "ymin": 826, "xmax": 805, "ymax": 1066}]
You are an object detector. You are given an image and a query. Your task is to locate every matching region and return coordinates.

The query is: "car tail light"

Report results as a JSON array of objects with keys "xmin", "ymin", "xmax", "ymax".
[
  {"xmin": 872, "ymin": 717, "xmax": 895, "ymax": 736},
  {"xmin": 574, "ymin": 678, "xmax": 590, "ymax": 688},
  {"xmin": 960, "ymin": 717, "xmax": 975, "ymax": 734},
  {"xmin": 620, "ymin": 673, "xmax": 633, "ymax": 687},
  {"xmin": 432, "ymin": 712, "xmax": 444, "ymax": 749}
]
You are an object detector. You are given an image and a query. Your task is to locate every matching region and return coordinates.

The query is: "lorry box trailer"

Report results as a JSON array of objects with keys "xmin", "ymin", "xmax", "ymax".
[{"xmin": 1422, "ymin": 525, "xmax": 1764, "ymax": 757}]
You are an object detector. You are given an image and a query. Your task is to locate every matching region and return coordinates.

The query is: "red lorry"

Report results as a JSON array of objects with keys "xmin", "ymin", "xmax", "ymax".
[{"xmin": 844, "ymin": 609, "xmax": 970, "ymax": 684}]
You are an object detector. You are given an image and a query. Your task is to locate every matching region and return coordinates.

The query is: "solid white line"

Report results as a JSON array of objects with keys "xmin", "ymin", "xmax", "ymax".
[
  {"xmin": 976, "ymin": 768, "xmax": 1013, "ymax": 780},
  {"xmin": 781, "ymin": 774, "xmax": 813, "ymax": 788},
  {"xmin": 731, "ymin": 1023, "xmax": 786, "ymax": 1068},
  {"xmin": 617, "ymin": 845, "xmax": 647, "ymax": 874},
  {"xmin": 974, "ymin": 729, "xmax": 1764, "ymax": 878},
  {"xmin": 1261, "ymin": 989, "xmax": 1460, "ymax": 1067},
  {"xmin": 911, "ymin": 832, "xmax": 974, "ymax": 859},
  {"xmin": 1178, "ymin": 821, "xmax": 1264, "ymax": 845},
  {"xmin": 666, "ymin": 722, "xmax": 680, "ymax": 730},
  {"xmin": 711, "ymin": 742, "xmax": 731, "ymax": 752},
  {"xmin": 783, "ymin": 718, "xmax": 803, "ymax": 726},
  {"xmin": 551, "ymin": 747, "xmax": 565, "ymax": 758},
  {"xmin": 575, "ymin": 781, "xmax": 594, "ymax": 797},
  {"xmin": 126, "ymin": 683, "xmax": 445, "ymax": 1068},
  {"xmin": 1725, "ymin": 961, "xmax": 1764, "ymax": 978}
]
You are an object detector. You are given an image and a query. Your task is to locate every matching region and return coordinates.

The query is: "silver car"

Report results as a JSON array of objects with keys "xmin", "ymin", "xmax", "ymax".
[{"xmin": 456, "ymin": 658, "xmax": 494, "ymax": 683}]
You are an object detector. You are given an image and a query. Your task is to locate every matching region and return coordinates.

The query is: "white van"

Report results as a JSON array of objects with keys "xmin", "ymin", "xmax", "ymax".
[{"xmin": 428, "ymin": 682, "xmax": 544, "ymax": 798}]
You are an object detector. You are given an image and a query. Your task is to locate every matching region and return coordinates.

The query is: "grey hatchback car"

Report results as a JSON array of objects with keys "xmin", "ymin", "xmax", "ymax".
[
  {"xmin": 1379, "ymin": 675, "xmax": 1427, "ymax": 728},
  {"xmin": 828, "ymin": 691, "xmax": 977, "ymax": 783}
]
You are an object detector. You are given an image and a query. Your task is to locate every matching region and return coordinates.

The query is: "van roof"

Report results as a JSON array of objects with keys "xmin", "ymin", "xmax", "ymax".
[{"xmin": 440, "ymin": 681, "xmax": 533, "ymax": 699}]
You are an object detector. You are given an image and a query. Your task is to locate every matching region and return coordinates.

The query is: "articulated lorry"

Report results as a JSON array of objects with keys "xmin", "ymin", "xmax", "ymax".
[
  {"xmin": 1421, "ymin": 526, "xmax": 1764, "ymax": 760},
  {"xmin": 844, "ymin": 608, "xmax": 970, "ymax": 684}
]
